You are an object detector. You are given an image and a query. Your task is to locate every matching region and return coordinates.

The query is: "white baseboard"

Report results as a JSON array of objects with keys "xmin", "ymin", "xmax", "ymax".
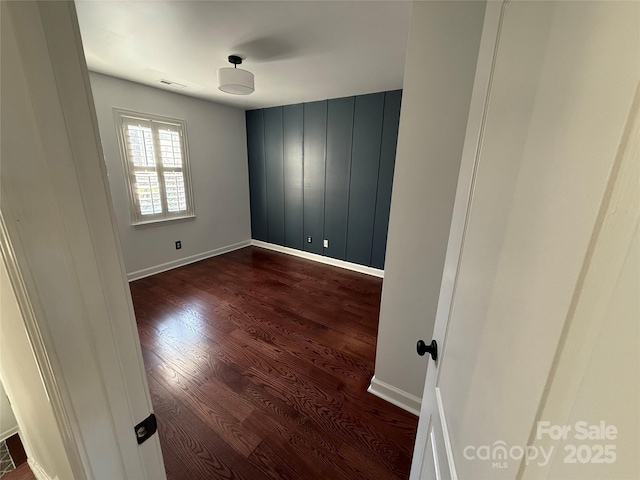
[
  {"xmin": 28, "ymin": 458, "xmax": 54, "ymax": 480},
  {"xmin": 0, "ymin": 425, "xmax": 18, "ymax": 443},
  {"xmin": 251, "ymin": 240, "xmax": 384, "ymax": 278},
  {"xmin": 367, "ymin": 375, "xmax": 421, "ymax": 416},
  {"xmin": 127, "ymin": 240, "xmax": 252, "ymax": 282}
]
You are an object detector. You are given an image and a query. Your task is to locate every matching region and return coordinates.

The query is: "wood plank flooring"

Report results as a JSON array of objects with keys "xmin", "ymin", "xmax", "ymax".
[
  {"xmin": 2, "ymin": 464, "xmax": 35, "ymax": 480},
  {"xmin": 130, "ymin": 246, "xmax": 418, "ymax": 480}
]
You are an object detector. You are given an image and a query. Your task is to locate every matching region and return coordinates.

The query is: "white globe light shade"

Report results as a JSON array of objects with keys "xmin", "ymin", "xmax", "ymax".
[{"xmin": 217, "ymin": 67, "xmax": 255, "ymax": 95}]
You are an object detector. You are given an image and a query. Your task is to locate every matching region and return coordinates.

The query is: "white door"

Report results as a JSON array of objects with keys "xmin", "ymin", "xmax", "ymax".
[
  {"xmin": 410, "ymin": 1, "xmax": 639, "ymax": 479},
  {"xmin": 1, "ymin": 2, "xmax": 166, "ymax": 479}
]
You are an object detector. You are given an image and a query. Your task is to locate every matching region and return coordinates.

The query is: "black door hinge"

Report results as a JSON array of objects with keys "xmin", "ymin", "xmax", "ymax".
[{"xmin": 134, "ymin": 413, "xmax": 157, "ymax": 445}]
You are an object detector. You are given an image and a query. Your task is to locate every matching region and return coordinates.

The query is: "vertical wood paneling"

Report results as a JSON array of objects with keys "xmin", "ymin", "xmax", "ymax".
[
  {"xmin": 346, "ymin": 93, "xmax": 385, "ymax": 266},
  {"xmin": 283, "ymin": 104, "xmax": 304, "ymax": 250},
  {"xmin": 324, "ymin": 97, "xmax": 355, "ymax": 260},
  {"xmin": 303, "ymin": 101, "xmax": 327, "ymax": 255},
  {"xmin": 371, "ymin": 90, "xmax": 402, "ymax": 269},
  {"xmin": 246, "ymin": 109, "xmax": 268, "ymax": 241},
  {"xmin": 264, "ymin": 107, "xmax": 285, "ymax": 245},
  {"xmin": 247, "ymin": 91, "xmax": 401, "ymax": 268}
]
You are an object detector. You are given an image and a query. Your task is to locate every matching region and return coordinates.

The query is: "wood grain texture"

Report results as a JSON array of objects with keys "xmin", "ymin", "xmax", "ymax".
[
  {"xmin": 131, "ymin": 246, "xmax": 417, "ymax": 480},
  {"xmin": 1, "ymin": 464, "xmax": 35, "ymax": 480}
]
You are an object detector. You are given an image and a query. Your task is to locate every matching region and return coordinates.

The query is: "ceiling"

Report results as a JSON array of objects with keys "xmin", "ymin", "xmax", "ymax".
[{"xmin": 75, "ymin": 1, "xmax": 413, "ymax": 110}]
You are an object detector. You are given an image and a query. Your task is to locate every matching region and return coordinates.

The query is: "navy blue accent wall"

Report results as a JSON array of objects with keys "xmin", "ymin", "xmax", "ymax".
[
  {"xmin": 264, "ymin": 107, "xmax": 285, "ymax": 245},
  {"xmin": 371, "ymin": 90, "xmax": 402, "ymax": 269},
  {"xmin": 283, "ymin": 104, "xmax": 304, "ymax": 250},
  {"xmin": 246, "ymin": 90, "xmax": 402, "ymax": 269},
  {"xmin": 246, "ymin": 109, "xmax": 268, "ymax": 241},
  {"xmin": 346, "ymin": 93, "xmax": 385, "ymax": 266},
  {"xmin": 324, "ymin": 97, "xmax": 355, "ymax": 261},
  {"xmin": 302, "ymin": 101, "xmax": 327, "ymax": 255}
]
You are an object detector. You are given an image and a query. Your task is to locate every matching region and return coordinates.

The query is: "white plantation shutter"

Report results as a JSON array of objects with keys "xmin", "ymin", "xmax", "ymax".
[
  {"xmin": 155, "ymin": 125, "xmax": 188, "ymax": 213},
  {"xmin": 116, "ymin": 110, "xmax": 194, "ymax": 224}
]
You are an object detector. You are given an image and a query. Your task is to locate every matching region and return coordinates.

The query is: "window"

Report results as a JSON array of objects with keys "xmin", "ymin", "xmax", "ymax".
[{"xmin": 115, "ymin": 109, "xmax": 195, "ymax": 225}]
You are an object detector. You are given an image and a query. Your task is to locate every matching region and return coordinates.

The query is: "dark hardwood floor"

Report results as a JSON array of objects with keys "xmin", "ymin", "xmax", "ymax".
[
  {"xmin": 1, "ymin": 464, "xmax": 35, "ymax": 480},
  {"xmin": 130, "ymin": 246, "xmax": 418, "ymax": 480}
]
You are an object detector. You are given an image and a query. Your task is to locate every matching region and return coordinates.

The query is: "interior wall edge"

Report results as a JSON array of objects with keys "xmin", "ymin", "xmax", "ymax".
[{"xmin": 373, "ymin": 0, "xmax": 487, "ymax": 400}]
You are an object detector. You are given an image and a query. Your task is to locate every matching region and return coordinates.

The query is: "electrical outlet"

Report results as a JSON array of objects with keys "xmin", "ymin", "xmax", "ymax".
[
  {"xmin": 307, "ymin": 236, "xmax": 312, "ymax": 244},
  {"xmin": 323, "ymin": 239, "xmax": 329, "ymax": 248},
  {"xmin": 175, "ymin": 241, "xmax": 182, "ymax": 250}
]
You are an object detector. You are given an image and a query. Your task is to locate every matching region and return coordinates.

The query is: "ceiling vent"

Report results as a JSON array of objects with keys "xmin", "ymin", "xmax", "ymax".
[{"xmin": 159, "ymin": 79, "xmax": 187, "ymax": 88}]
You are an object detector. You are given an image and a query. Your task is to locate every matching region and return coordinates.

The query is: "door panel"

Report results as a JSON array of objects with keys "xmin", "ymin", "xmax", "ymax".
[
  {"xmin": 412, "ymin": 1, "xmax": 639, "ymax": 478},
  {"xmin": 414, "ymin": 403, "xmax": 452, "ymax": 480},
  {"xmin": 439, "ymin": 5, "xmax": 560, "ymax": 473},
  {"xmin": 419, "ymin": 422, "xmax": 438, "ymax": 480}
]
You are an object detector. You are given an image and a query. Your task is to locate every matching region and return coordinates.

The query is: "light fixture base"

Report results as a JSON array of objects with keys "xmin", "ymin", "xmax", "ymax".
[{"xmin": 228, "ymin": 55, "xmax": 243, "ymax": 66}]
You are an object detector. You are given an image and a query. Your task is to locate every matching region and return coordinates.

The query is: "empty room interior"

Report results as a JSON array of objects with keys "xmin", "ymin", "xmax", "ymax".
[
  {"xmin": 1, "ymin": 1, "xmax": 638, "ymax": 480},
  {"xmin": 72, "ymin": 2, "xmax": 422, "ymax": 478}
]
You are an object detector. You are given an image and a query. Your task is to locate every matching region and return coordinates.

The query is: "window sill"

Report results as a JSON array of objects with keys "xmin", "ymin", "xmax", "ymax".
[{"xmin": 132, "ymin": 215, "xmax": 195, "ymax": 229}]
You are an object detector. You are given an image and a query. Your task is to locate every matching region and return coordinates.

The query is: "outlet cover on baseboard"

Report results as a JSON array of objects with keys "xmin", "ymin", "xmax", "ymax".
[{"xmin": 323, "ymin": 239, "xmax": 329, "ymax": 248}]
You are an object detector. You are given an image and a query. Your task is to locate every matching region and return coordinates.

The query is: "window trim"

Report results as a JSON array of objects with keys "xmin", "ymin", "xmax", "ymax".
[{"xmin": 113, "ymin": 108, "xmax": 195, "ymax": 226}]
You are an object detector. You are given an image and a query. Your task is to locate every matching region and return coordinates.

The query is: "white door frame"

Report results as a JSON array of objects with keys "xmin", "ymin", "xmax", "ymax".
[
  {"xmin": 409, "ymin": 1, "xmax": 508, "ymax": 477},
  {"xmin": 1, "ymin": 2, "xmax": 166, "ymax": 478},
  {"xmin": 0, "ymin": 218, "xmax": 86, "ymax": 480}
]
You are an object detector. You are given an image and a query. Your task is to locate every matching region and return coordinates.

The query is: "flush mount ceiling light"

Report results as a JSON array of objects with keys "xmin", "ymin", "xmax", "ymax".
[{"xmin": 217, "ymin": 55, "xmax": 254, "ymax": 95}]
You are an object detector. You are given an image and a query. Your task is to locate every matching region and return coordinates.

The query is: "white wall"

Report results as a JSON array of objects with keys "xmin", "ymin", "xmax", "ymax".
[
  {"xmin": 371, "ymin": 1, "xmax": 486, "ymax": 406},
  {"xmin": 0, "ymin": 380, "xmax": 18, "ymax": 441},
  {"xmin": 0, "ymin": 259, "xmax": 74, "ymax": 480},
  {"xmin": 89, "ymin": 72, "xmax": 251, "ymax": 279}
]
